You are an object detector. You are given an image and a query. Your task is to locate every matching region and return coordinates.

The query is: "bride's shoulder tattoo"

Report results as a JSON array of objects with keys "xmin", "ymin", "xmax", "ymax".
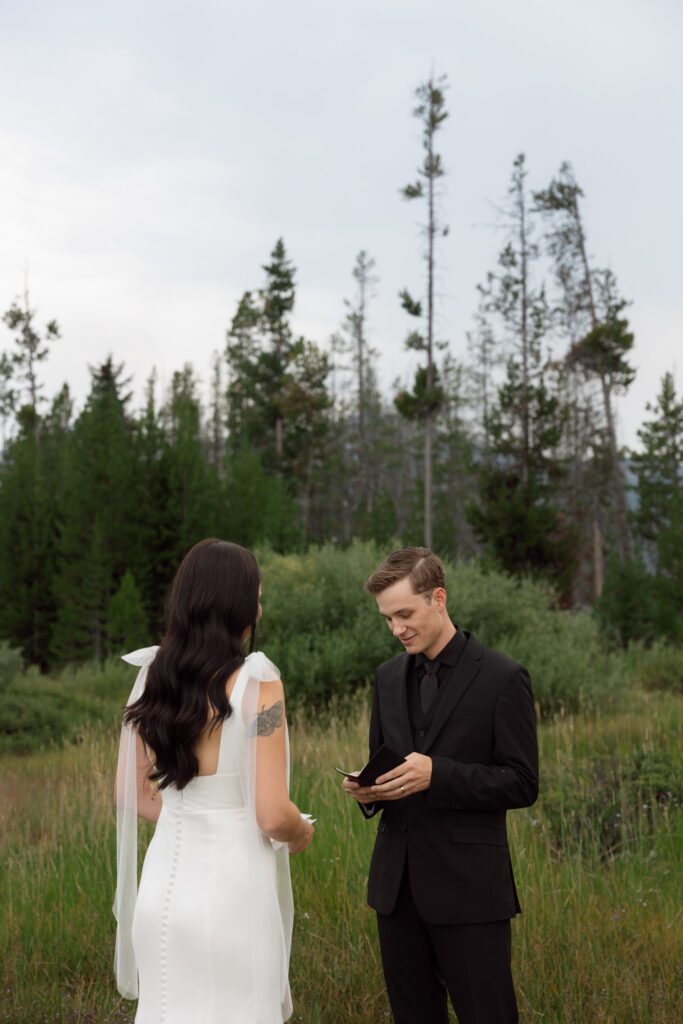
[{"xmin": 255, "ymin": 700, "xmax": 284, "ymax": 737}]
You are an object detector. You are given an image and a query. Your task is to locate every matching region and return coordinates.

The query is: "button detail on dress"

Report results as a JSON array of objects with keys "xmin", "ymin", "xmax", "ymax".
[{"xmin": 159, "ymin": 807, "xmax": 183, "ymax": 1024}]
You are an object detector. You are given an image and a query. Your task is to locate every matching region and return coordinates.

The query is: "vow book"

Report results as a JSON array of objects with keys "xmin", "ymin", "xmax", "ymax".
[{"xmin": 336, "ymin": 744, "xmax": 405, "ymax": 787}]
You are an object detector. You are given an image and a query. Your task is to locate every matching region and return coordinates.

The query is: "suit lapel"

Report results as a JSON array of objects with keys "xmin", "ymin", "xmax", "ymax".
[{"xmin": 422, "ymin": 634, "xmax": 483, "ymax": 753}]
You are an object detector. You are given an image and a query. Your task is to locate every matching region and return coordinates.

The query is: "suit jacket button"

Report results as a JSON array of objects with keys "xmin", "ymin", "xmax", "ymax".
[
  {"xmin": 400, "ymin": 823, "xmax": 407, "ymax": 832},
  {"xmin": 418, "ymin": 730, "xmax": 425, "ymax": 737}
]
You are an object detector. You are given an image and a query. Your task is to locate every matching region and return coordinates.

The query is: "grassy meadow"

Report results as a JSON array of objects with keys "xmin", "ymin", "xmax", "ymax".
[{"xmin": 1, "ymin": 687, "xmax": 682, "ymax": 1024}]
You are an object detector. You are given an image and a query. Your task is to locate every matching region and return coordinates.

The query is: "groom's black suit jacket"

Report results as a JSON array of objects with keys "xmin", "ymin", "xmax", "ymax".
[{"xmin": 363, "ymin": 631, "xmax": 539, "ymax": 924}]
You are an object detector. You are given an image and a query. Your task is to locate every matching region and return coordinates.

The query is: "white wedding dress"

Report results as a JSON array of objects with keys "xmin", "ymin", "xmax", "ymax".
[{"xmin": 114, "ymin": 650, "xmax": 293, "ymax": 1024}]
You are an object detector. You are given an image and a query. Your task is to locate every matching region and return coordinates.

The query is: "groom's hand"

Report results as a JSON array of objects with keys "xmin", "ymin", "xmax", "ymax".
[
  {"xmin": 342, "ymin": 775, "xmax": 377, "ymax": 804},
  {"xmin": 370, "ymin": 753, "xmax": 432, "ymax": 800}
]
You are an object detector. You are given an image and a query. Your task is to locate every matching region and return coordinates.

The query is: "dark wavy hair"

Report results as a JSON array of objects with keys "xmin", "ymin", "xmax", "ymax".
[{"xmin": 123, "ymin": 538, "xmax": 260, "ymax": 790}]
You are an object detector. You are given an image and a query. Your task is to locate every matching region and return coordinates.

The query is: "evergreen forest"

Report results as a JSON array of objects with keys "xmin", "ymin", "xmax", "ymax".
[{"xmin": 1, "ymin": 77, "xmax": 682, "ymax": 678}]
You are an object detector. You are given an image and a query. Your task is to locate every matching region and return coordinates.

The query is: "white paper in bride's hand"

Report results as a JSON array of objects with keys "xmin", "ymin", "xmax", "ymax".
[{"xmin": 270, "ymin": 812, "xmax": 316, "ymax": 851}]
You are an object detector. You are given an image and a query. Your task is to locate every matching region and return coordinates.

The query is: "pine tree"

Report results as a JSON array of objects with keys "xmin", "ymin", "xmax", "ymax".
[
  {"xmin": 226, "ymin": 241, "xmax": 305, "ymax": 473},
  {"xmin": 208, "ymin": 351, "xmax": 226, "ymax": 470},
  {"xmin": 0, "ymin": 406, "xmax": 59, "ymax": 666},
  {"xmin": 50, "ymin": 358, "xmax": 143, "ymax": 664},
  {"xmin": 107, "ymin": 569, "xmax": 149, "ymax": 653},
  {"xmin": 468, "ymin": 156, "xmax": 572, "ymax": 588},
  {"xmin": 223, "ymin": 445, "xmax": 301, "ymax": 552},
  {"xmin": 480, "ymin": 155, "xmax": 551, "ymax": 486},
  {"xmin": 433, "ymin": 353, "xmax": 476, "ymax": 560},
  {"xmin": 468, "ymin": 363, "xmax": 572, "ymax": 587},
  {"xmin": 346, "ymin": 251, "xmax": 378, "ymax": 510},
  {"xmin": 596, "ymin": 554, "xmax": 660, "ymax": 646},
  {"xmin": 356, "ymin": 487, "xmax": 399, "ymax": 547},
  {"xmin": 325, "ymin": 251, "xmax": 382, "ymax": 538},
  {"xmin": 260, "ymin": 239, "xmax": 297, "ymax": 467},
  {"xmin": 631, "ymin": 372, "xmax": 683, "ymax": 641},
  {"xmin": 0, "ymin": 352, "xmax": 16, "ymax": 450},
  {"xmin": 339, "ymin": 251, "xmax": 379, "ymax": 514},
  {"xmin": 225, "ymin": 290, "xmax": 261, "ymax": 450},
  {"xmin": 224, "ymin": 241, "xmax": 331, "ymax": 539},
  {"xmin": 162, "ymin": 364, "xmax": 222, "ymax": 552},
  {"xmin": 3, "ymin": 287, "xmax": 59, "ymax": 415},
  {"xmin": 534, "ymin": 163, "xmax": 634, "ymax": 566},
  {"xmin": 0, "ymin": 293, "xmax": 62, "ymax": 666},
  {"xmin": 654, "ymin": 495, "xmax": 683, "ymax": 642},
  {"xmin": 396, "ymin": 74, "xmax": 450, "ymax": 548},
  {"xmin": 545, "ymin": 349, "xmax": 608, "ymax": 604},
  {"xmin": 465, "ymin": 297, "xmax": 499, "ymax": 461},
  {"xmin": 631, "ymin": 371, "xmax": 683, "ymax": 549},
  {"xmin": 598, "ymin": 372, "xmax": 683, "ymax": 643},
  {"xmin": 133, "ymin": 371, "xmax": 178, "ymax": 636}
]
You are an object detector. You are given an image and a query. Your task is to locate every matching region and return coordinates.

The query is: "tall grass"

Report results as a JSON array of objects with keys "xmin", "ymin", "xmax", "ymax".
[{"xmin": 1, "ymin": 692, "xmax": 682, "ymax": 1023}]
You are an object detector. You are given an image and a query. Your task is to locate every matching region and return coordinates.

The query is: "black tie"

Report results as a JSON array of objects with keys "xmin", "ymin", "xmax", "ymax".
[{"xmin": 420, "ymin": 659, "xmax": 440, "ymax": 713}]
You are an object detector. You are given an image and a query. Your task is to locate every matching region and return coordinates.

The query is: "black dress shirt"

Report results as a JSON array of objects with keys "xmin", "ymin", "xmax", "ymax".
[{"xmin": 408, "ymin": 627, "xmax": 468, "ymax": 749}]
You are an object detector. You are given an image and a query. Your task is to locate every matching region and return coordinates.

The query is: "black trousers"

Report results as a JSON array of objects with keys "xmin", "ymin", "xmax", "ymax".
[{"xmin": 376, "ymin": 866, "xmax": 519, "ymax": 1024}]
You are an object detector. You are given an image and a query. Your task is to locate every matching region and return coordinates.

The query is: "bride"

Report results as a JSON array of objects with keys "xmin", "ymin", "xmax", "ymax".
[{"xmin": 113, "ymin": 538, "xmax": 314, "ymax": 1023}]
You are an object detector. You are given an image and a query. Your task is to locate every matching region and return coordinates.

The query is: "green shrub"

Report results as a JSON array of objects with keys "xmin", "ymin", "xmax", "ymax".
[
  {"xmin": 257, "ymin": 543, "xmax": 625, "ymax": 715},
  {"xmin": 595, "ymin": 554, "xmax": 661, "ymax": 646},
  {"xmin": 0, "ymin": 641, "xmax": 23, "ymax": 692},
  {"xmin": 257, "ymin": 544, "xmax": 396, "ymax": 706},
  {"xmin": 0, "ymin": 657, "xmax": 134, "ymax": 754},
  {"xmin": 57, "ymin": 656, "xmax": 135, "ymax": 710},
  {"xmin": 440, "ymin": 563, "xmax": 624, "ymax": 714},
  {"xmin": 0, "ymin": 684, "xmax": 74, "ymax": 755},
  {"xmin": 627, "ymin": 640, "xmax": 683, "ymax": 695},
  {"xmin": 1, "ymin": 543, "xmax": 647, "ymax": 754},
  {"xmin": 539, "ymin": 746, "xmax": 683, "ymax": 859}
]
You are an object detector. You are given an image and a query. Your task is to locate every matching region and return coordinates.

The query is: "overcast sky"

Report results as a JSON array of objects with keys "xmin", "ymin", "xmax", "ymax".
[{"xmin": 1, "ymin": 0, "xmax": 681, "ymax": 449}]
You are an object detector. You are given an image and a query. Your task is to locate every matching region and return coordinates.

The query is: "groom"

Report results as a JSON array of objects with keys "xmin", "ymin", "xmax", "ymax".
[{"xmin": 343, "ymin": 547, "xmax": 538, "ymax": 1024}]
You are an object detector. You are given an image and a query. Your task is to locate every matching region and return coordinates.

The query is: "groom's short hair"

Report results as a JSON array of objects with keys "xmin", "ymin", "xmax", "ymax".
[{"xmin": 365, "ymin": 547, "xmax": 445, "ymax": 597}]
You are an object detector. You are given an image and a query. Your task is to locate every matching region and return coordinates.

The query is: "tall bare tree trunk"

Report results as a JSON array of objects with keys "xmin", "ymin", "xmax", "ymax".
[
  {"xmin": 356, "ymin": 266, "xmax": 367, "ymax": 513},
  {"xmin": 518, "ymin": 177, "xmax": 530, "ymax": 488},
  {"xmin": 574, "ymin": 201, "xmax": 631, "ymax": 561},
  {"xmin": 424, "ymin": 116, "xmax": 436, "ymax": 549},
  {"xmin": 424, "ymin": 415, "xmax": 433, "ymax": 548},
  {"xmin": 398, "ymin": 74, "xmax": 448, "ymax": 549},
  {"xmin": 275, "ymin": 416, "xmax": 283, "ymax": 463},
  {"xmin": 593, "ymin": 509, "xmax": 604, "ymax": 599}
]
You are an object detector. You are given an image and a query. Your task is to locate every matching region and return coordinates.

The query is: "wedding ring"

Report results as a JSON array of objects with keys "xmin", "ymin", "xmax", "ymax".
[{"xmin": 400, "ymin": 785, "xmax": 405, "ymax": 793}]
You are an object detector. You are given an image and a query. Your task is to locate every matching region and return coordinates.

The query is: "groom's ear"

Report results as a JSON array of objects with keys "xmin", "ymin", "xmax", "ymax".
[{"xmin": 431, "ymin": 586, "xmax": 447, "ymax": 611}]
